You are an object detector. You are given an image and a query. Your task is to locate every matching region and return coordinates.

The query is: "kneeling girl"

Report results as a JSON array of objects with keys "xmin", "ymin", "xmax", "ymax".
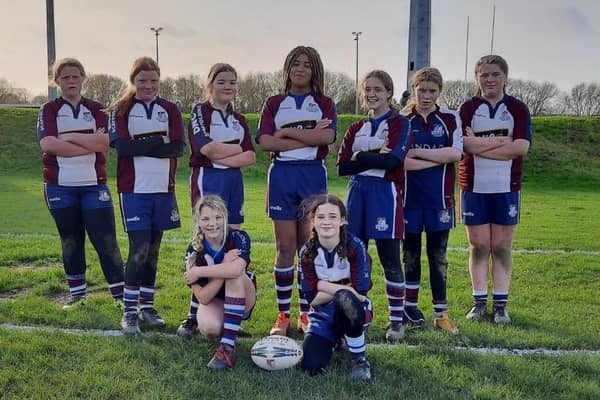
[
  {"xmin": 299, "ymin": 194, "xmax": 373, "ymax": 381},
  {"xmin": 183, "ymin": 195, "xmax": 256, "ymax": 369}
]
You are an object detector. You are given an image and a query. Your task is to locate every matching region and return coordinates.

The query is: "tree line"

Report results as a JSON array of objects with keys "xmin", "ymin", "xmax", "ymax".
[{"xmin": 2, "ymin": 73, "xmax": 599, "ymax": 116}]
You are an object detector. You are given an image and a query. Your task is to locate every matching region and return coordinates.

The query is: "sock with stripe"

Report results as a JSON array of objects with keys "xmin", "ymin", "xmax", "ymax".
[
  {"xmin": 404, "ymin": 281, "xmax": 420, "ymax": 308},
  {"xmin": 123, "ymin": 285, "xmax": 139, "ymax": 315},
  {"xmin": 433, "ymin": 299, "xmax": 448, "ymax": 317},
  {"xmin": 66, "ymin": 274, "xmax": 86, "ymax": 299},
  {"xmin": 345, "ymin": 333, "xmax": 367, "ymax": 360},
  {"xmin": 385, "ymin": 279, "xmax": 405, "ymax": 323},
  {"xmin": 220, "ymin": 296, "xmax": 246, "ymax": 347},
  {"xmin": 187, "ymin": 293, "xmax": 199, "ymax": 320},
  {"xmin": 473, "ymin": 289, "xmax": 488, "ymax": 305},
  {"xmin": 139, "ymin": 286, "xmax": 155, "ymax": 311},
  {"xmin": 108, "ymin": 281, "xmax": 124, "ymax": 300},
  {"xmin": 492, "ymin": 291, "xmax": 508, "ymax": 309},
  {"xmin": 274, "ymin": 265, "xmax": 294, "ymax": 316}
]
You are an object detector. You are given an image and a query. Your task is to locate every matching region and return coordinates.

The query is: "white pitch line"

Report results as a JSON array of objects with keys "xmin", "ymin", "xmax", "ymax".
[
  {"xmin": 1, "ymin": 323, "xmax": 599, "ymax": 356},
  {"xmin": 2, "ymin": 232, "xmax": 600, "ymax": 256}
]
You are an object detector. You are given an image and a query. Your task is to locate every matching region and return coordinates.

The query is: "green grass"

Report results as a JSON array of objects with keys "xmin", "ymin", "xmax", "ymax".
[{"xmin": 1, "ymin": 107, "xmax": 600, "ymax": 399}]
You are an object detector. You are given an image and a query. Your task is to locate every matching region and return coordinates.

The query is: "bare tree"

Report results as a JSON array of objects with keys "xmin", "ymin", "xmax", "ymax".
[
  {"xmin": 506, "ymin": 79, "xmax": 558, "ymax": 115},
  {"xmin": 0, "ymin": 78, "xmax": 29, "ymax": 104},
  {"xmin": 439, "ymin": 80, "xmax": 477, "ymax": 110},
  {"xmin": 174, "ymin": 74, "xmax": 203, "ymax": 112},
  {"xmin": 561, "ymin": 83, "xmax": 600, "ymax": 116},
  {"xmin": 82, "ymin": 74, "xmax": 126, "ymax": 107},
  {"xmin": 236, "ymin": 71, "xmax": 280, "ymax": 113},
  {"xmin": 31, "ymin": 94, "xmax": 48, "ymax": 104},
  {"xmin": 325, "ymin": 70, "xmax": 355, "ymax": 105},
  {"xmin": 159, "ymin": 77, "xmax": 177, "ymax": 103}
]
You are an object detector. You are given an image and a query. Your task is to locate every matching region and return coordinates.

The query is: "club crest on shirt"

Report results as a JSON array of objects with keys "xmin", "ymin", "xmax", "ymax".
[
  {"xmin": 431, "ymin": 124, "xmax": 445, "ymax": 138},
  {"xmin": 439, "ymin": 209, "xmax": 451, "ymax": 223},
  {"xmin": 508, "ymin": 204, "xmax": 518, "ymax": 218},
  {"xmin": 337, "ymin": 258, "xmax": 349, "ymax": 270},
  {"xmin": 82, "ymin": 111, "xmax": 94, "ymax": 122},
  {"xmin": 500, "ymin": 110, "xmax": 511, "ymax": 121},
  {"xmin": 157, "ymin": 111, "xmax": 168, "ymax": 123},
  {"xmin": 307, "ymin": 102, "xmax": 318, "ymax": 113},
  {"xmin": 98, "ymin": 190, "xmax": 111, "ymax": 202},
  {"xmin": 170, "ymin": 208, "xmax": 180, "ymax": 222},
  {"xmin": 232, "ymin": 119, "xmax": 241, "ymax": 132},
  {"xmin": 375, "ymin": 217, "xmax": 389, "ymax": 232}
]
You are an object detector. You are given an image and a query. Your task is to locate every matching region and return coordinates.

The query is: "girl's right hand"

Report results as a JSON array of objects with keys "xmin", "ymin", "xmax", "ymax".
[{"xmin": 224, "ymin": 249, "xmax": 241, "ymax": 262}]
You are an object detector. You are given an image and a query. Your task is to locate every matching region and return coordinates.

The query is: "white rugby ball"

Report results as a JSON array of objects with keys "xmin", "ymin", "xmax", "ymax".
[{"xmin": 250, "ymin": 335, "xmax": 303, "ymax": 371}]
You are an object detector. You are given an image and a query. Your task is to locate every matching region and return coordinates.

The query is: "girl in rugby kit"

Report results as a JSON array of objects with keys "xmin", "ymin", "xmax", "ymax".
[
  {"xmin": 178, "ymin": 63, "xmax": 255, "ymax": 336},
  {"xmin": 299, "ymin": 195, "xmax": 372, "ymax": 381},
  {"xmin": 37, "ymin": 58, "xmax": 124, "ymax": 309},
  {"xmin": 108, "ymin": 56, "xmax": 185, "ymax": 334},
  {"xmin": 402, "ymin": 67, "xmax": 463, "ymax": 334},
  {"xmin": 337, "ymin": 70, "xmax": 411, "ymax": 341},
  {"xmin": 256, "ymin": 46, "xmax": 337, "ymax": 336},
  {"xmin": 459, "ymin": 55, "xmax": 531, "ymax": 324},
  {"xmin": 182, "ymin": 195, "xmax": 256, "ymax": 369}
]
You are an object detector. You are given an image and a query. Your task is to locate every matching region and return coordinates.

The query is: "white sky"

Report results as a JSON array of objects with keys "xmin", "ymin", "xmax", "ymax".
[{"xmin": 2, "ymin": 0, "xmax": 599, "ymax": 97}]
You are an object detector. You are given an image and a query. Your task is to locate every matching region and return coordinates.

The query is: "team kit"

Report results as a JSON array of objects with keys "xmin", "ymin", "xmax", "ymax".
[{"xmin": 36, "ymin": 47, "xmax": 531, "ymax": 380}]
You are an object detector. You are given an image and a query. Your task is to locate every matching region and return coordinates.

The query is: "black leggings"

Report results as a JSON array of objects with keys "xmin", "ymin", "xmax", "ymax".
[
  {"xmin": 361, "ymin": 238, "xmax": 404, "ymax": 283},
  {"xmin": 124, "ymin": 230, "xmax": 163, "ymax": 287},
  {"xmin": 301, "ymin": 290, "xmax": 364, "ymax": 373},
  {"xmin": 403, "ymin": 230, "xmax": 449, "ymax": 301},
  {"xmin": 50, "ymin": 206, "xmax": 124, "ymax": 284}
]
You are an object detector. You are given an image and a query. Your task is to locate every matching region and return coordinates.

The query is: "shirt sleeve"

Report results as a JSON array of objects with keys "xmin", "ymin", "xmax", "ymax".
[
  {"xmin": 299, "ymin": 245, "xmax": 318, "ymax": 303},
  {"xmin": 389, "ymin": 116, "xmax": 411, "ymax": 160},
  {"xmin": 230, "ymin": 230, "xmax": 251, "ymax": 266},
  {"xmin": 189, "ymin": 103, "xmax": 212, "ymax": 149},
  {"xmin": 167, "ymin": 101, "xmax": 185, "ymax": 143},
  {"xmin": 238, "ymin": 114, "xmax": 255, "ymax": 152},
  {"xmin": 37, "ymin": 102, "xmax": 58, "ymax": 140},
  {"xmin": 256, "ymin": 97, "xmax": 277, "ymax": 142}
]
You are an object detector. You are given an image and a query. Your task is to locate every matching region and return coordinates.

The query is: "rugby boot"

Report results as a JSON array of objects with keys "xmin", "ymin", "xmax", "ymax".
[
  {"xmin": 270, "ymin": 312, "xmax": 291, "ymax": 336},
  {"xmin": 433, "ymin": 312, "xmax": 459, "ymax": 334},
  {"xmin": 385, "ymin": 321, "xmax": 406, "ymax": 341},
  {"xmin": 176, "ymin": 316, "xmax": 198, "ymax": 337},
  {"xmin": 351, "ymin": 358, "xmax": 372, "ymax": 381},
  {"xmin": 207, "ymin": 344, "xmax": 237, "ymax": 369},
  {"xmin": 466, "ymin": 302, "xmax": 487, "ymax": 321},
  {"xmin": 403, "ymin": 306, "xmax": 425, "ymax": 327},
  {"xmin": 493, "ymin": 306, "xmax": 512, "ymax": 324},
  {"xmin": 138, "ymin": 308, "xmax": 166, "ymax": 327},
  {"xmin": 121, "ymin": 312, "xmax": 141, "ymax": 335}
]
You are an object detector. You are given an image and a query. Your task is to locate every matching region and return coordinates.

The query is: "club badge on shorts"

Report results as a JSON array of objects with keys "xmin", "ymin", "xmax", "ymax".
[{"xmin": 375, "ymin": 217, "xmax": 389, "ymax": 232}]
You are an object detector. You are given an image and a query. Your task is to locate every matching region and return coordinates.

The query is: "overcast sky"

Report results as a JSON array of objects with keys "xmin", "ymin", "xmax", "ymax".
[{"xmin": 2, "ymin": 0, "xmax": 599, "ymax": 97}]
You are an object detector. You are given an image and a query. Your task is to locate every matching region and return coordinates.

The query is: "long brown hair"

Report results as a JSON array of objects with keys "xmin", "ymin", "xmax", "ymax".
[
  {"xmin": 474, "ymin": 54, "xmax": 509, "ymax": 96},
  {"xmin": 204, "ymin": 63, "xmax": 238, "ymax": 105},
  {"xmin": 108, "ymin": 57, "xmax": 160, "ymax": 116},
  {"xmin": 283, "ymin": 46, "xmax": 325, "ymax": 94},
  {"xmin": 301, "ymin": 194, "xmax": 349, "ymax": 265},
  {"xmin": 360, "ymin": 70, "xmax": 396, "ymax": 115}
]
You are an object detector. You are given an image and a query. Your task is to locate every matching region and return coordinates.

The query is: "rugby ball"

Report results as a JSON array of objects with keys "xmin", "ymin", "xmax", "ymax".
[{"xmin": 250, "ymin": 335, "xmax": 303, "ymax": 371}]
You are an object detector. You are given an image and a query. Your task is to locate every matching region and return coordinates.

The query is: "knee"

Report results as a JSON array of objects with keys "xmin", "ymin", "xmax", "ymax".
[
  {"xmin": 276, "ymin": 246, "xmax": 296, "ymax": 265},
  {"xmin": 196, "ymin": 320, "xmax": 221, "ymax": 338},
  {"xmin": 402, "ymin": 250, "xmax": 420, "ymax": 272},
  {"xmin": 491, "ymin": 242, "xmax": 512, "ymax": 263},
  {"xmin": 225, "ymin": 274, "xmax": 245, "ymax": 291},
  {"xmin": 469, "ymin": 241, "xmax": 490, "ymax": 260},
  {"xmin": 130, "ymin": 244, "xmax": 150, "ymax": 264}
]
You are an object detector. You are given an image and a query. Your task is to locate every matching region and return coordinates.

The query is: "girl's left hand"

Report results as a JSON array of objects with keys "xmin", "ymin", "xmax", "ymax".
[
  {"xmin": 315, "ymin": 119, "xmax": 332, "ymax": 130},
  {"xmin": 184, "ymin": 267, "xmax": 202, "ymax": 285}
]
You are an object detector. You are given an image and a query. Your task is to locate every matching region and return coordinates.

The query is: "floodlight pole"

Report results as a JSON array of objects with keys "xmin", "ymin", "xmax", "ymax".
[
  {"xmin": 46, "ymin": 0, "xmax": 57, "ymax": 100},
  {"xmin": 150, "ymin": 27, "xmax": 163, "ymax": 65},
  {"xmin": 352, "ymin": 31, "xmax": 362, "ymax": 115}
]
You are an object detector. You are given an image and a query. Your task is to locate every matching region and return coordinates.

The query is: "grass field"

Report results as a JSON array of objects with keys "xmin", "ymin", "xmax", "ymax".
[{"xmin": 1, "ymin": 108, "xmax": 599, "ymax": 399}]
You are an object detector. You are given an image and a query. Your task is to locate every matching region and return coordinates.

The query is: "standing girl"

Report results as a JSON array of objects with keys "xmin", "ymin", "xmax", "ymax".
[
  {"xmin": 182, "ymin": 195, "xmax": 256, "ymax": 369},
  {"xmin": 459, "ymin": 55, "xmax": 531, "ymax": 324},
  {"xmin": 300, "ymin": 194, "xmax": 372, "ymax": 381},
  {"xmin": 337, "ymin": 70, "xmax": 411, "ymax": 341},
  {"xmin": 37, "ymin": 58, "xmax": 124, "ymax": 309},
  {"xmin": 108, "ymin": 56, "xmax": 185, "ymax": 334},
  {"xmin": 402, "ymin": 67, "xmax": 463, "ymax": 333},
  {"xmin": 256, "ymin": 46, "xmax": 337, "ymax": 336},
  {"xmin": 178, "ymin": 64, "xmax": 255, "ymax": 335}
]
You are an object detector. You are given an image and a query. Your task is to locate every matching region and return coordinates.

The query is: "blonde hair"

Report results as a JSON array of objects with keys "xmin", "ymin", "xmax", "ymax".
[
  {"xmin": 403, "ymin": 67, "xmax": 444, "ymax": 112},
  {"xmin": 52, "ymin": 58, "xmax": 86, "ymax": 84},
  {"xmin": 204, "ymin": 63, "xmax": 238, "ymax": 104},
  {"xmin": 360, "ymin": 70, "xmax": 395, "ymax": 113},
  {"xmin": 108, "ymin": 57, "xmax": 160, "ymax": 116},
  {"xmin": 190, "ymin": 195, "xmax": 229, "ymax": 253},
  {"xmin": 283, "ymin": 46, "xmax": 325, "ymax": 94}
]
